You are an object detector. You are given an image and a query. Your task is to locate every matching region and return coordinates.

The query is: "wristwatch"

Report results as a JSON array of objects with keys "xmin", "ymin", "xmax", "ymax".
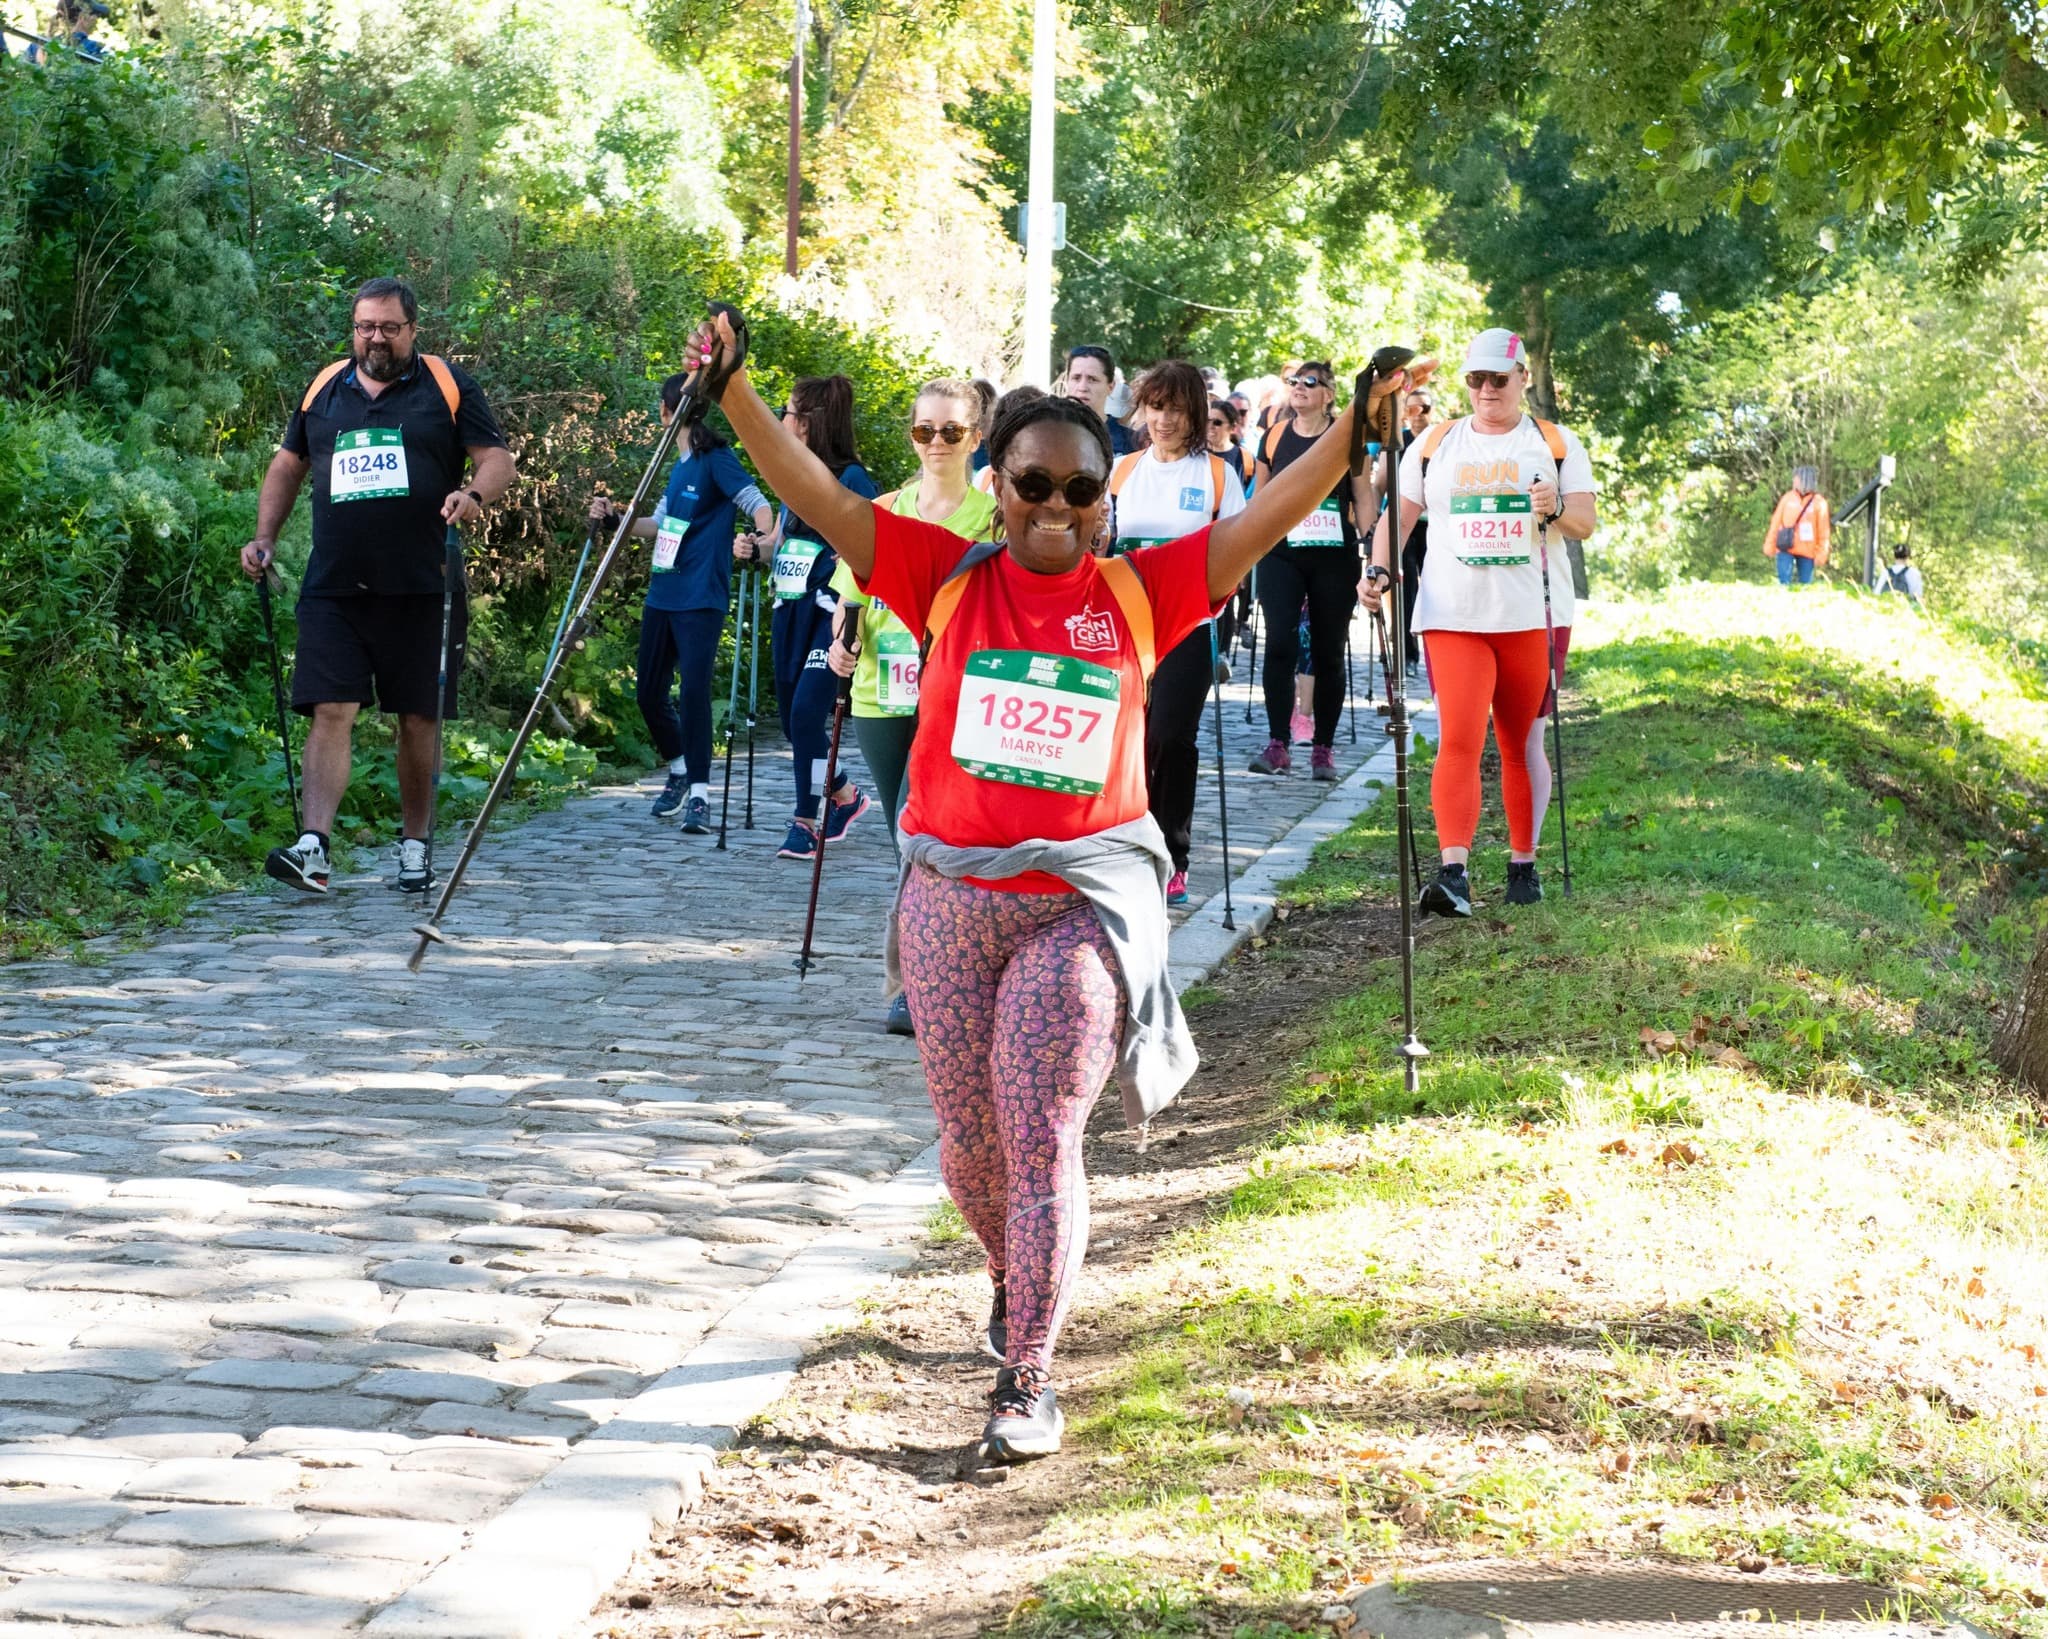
[
  {"xmin": 466, "ymin": 488, "xmax": 486, "ymax": 511},
  {"xmin": 1365, "ymin": 563, "xmax": 1394, "ymax": 588}
]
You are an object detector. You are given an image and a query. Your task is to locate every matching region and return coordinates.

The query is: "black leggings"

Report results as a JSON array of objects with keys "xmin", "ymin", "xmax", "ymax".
[
  {"xmin": 636, "ymin": 607, "xmax": 725, "ymax": 783},
  {"xmin": 853, "ymin": 711, "xmax": 917, "ymax": 855},
  {"xmin": 1258, "ymin": 546, "xmax": 1358, "ymax": 747},
  {"xmin": 772, "ymin": 595, "xmax": 852, "ymax": 821},
  {"xmin": 1146, "ymin": 621, "xmax": 1221, "ymax": 874}
]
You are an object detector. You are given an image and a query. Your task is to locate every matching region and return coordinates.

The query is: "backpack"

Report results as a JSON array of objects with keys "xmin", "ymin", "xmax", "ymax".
[
  {"xmin": 1415, "ymin": 413, "xmax": 1568, "ymax": 482},
  {"xmin": 924, "ymin": 540, "xmax": 1157, "ymax": 680},
  {"xmin": 1107, "ymin": 450, "xmax": 1230, "ymax": 545},
  {"xmin": 301, "ymin": 354, "xmax": 462, "ymax": 420}
]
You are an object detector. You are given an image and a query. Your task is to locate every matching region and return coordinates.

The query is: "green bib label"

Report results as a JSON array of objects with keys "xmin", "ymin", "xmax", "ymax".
[
  {"xmin": 875, "ymin": 629, "xmax": 920, "ymax": 715},
  {"xmin": 951, "ymin": 649, "xmax": 1122, "ymax": 795},
  {"xmin": 1449, "ymin": 491, "xmax": 1532, "ymax": 565},
  {"xmin": 330, "ymin": 428, "xmax": 409, "ymax": 502}
]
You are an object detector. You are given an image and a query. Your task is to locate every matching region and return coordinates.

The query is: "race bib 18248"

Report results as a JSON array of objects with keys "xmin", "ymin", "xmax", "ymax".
[
  {"xmin": 1449, "ymin": 491, "xmax": 1533, "ymax": 566},
  {"xmin": 773, "ymin": 538, "xmax": 824, "ymax": 601},
  {"xmin": 951, "ymin": 649, "xmax": 1121, "ymax": 795},
  {"xmin": 875, "ymin": 628, "xmax": 920, "ymax": 716},
  {"xmin": 1288, "ymin": 501, "xmax": 1345, "ymax": 547},
  {"xmin": 329, "ymin": 428, "xmax": 409, "ymax": 502}
]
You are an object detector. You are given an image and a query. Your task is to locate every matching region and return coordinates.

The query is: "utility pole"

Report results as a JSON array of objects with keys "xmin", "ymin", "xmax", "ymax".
[
  {"xmin": 1020, "ymin": 0, "xmax": 1057, "ymax": 385},
  {"xmin": 786, "ymin": 0, "xmax": 808, "ymax": 278}
]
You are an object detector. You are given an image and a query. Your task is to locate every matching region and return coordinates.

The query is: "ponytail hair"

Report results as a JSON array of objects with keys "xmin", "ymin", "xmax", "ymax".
[{"xmin": 789, "ymin": 374, "xmax": 860, "ymax": 474}]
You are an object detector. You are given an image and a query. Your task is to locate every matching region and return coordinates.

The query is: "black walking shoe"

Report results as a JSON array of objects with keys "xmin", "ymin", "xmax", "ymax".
[
  {"xmin": 982, "ymin": 1365, "xmax": 1062, "ymax": 1461},
  {"xmin": 680, "ymin": 795, "xmax": 712, "ymax": 834},
  {"xmin": 651, "ymin": 774, "xmax": 688, "ymax": 818},
  {"xmin": 1419, "ymin": 863, "xmax": 1473, "ymax": 919},
  {"xmin": 1504, "ymin": 860, "xmax": 1544, "ymax": 905},
  {"xmin": 395, "ymin": 838, "xmax": 435, "ymax": 896},
  {"xmin": 983, "ymin": 1279, "xmax": 1007, "ymax": 1361},
  {"xmin": 263, "ymin": 836, "xmax": 330, "ymax": 895},
  {"xmin": 884, "ymin": 993, "xmax": 915, "ymax": 1037}
]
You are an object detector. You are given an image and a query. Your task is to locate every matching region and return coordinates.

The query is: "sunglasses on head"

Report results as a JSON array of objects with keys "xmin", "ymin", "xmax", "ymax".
[
  {"xmin": 1001, "ymin": 467, "xmax": 1107, "ymax": 508},
  {"xmin": 1286, "ymin": 374, "xmax": 1327, "ymax": 389},
  {"xmin": 1464, "ymin": 371, "xmax": 1513, "ymax": 390},
  {"xmin": 910, "ymin": 421, "xmax": 972, "ymax": 446}
]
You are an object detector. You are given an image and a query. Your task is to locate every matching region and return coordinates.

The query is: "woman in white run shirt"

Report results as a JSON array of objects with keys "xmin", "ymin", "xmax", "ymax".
[
  {"xmin": 1109, "ymin": 361, "xmax": 1247, "ymax": 905},
  {"xmin": 1361, "ymin": 329, "xmax": 1597, "ymax": 915}
]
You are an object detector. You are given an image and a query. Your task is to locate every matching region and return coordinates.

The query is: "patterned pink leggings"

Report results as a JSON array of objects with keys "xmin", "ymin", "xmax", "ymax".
[{"xmin": 898, "ymin": 866, "xmax": 1127, "ymax": 1377}]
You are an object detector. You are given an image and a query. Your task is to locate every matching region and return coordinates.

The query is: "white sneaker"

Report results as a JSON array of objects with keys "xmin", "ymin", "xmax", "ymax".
[
  {"xmin": 395, "ymin": 837, "xmax": 434, "ymax": 895},
  {"xmin": 263, "ymin": 835, "xmax": 330, "ymax": 894}
]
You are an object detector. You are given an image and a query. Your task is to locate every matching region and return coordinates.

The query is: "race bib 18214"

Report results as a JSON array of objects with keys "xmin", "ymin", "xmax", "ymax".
[
  {"xmin": 329, "ymin": 428, "xmax": 409, "ymax": 502},
  {"xmin": 773, "ymin": 538, "xmax": 824, "ymax": 601},
  {"xmin": 1288, "ymin": 501, "xmax": 1345, "ymax": 547},
  {"xmin": 951, "ymin": 649, "xmax": 1121, "ymax": 795},
  {"xmin": 1449, "ymin": 491, "xmax": 1533, "ymax": 565}
]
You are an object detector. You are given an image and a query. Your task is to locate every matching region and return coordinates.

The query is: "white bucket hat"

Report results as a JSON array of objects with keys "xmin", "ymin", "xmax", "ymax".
[{"xmin": 1463, "ymin": 329, "xmax": 1527, "ymax": 374}]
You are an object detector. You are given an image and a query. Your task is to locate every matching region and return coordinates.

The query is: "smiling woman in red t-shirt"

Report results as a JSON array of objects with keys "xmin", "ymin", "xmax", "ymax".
[{"xmin": 690, "ymin": 308, "xmax": 1427, "ymax": 1462}]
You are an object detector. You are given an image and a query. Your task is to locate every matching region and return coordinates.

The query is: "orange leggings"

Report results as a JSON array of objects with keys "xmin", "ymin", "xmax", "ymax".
[{"xmin": 1423, "ymin": 628, "xmax": 1552, "ymax": 855}]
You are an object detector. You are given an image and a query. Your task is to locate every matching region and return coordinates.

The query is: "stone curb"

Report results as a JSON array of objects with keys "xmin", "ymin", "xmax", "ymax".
[{"xmin": 365, "ymin": 683, "xmax": 1439, "ymax": 1639}]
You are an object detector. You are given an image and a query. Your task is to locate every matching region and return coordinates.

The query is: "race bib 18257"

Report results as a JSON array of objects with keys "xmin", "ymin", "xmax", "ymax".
[
  {"xmin": 330, "ymin": 428, "xmax": 409, "ymax": 502},
  {"xmin": 951, "ymin": 649, "xmax": 1121, "ymax": 795},
  {"xmin": 1449, "ymin": 491, "xmax": 1533, "ymax": 565}
]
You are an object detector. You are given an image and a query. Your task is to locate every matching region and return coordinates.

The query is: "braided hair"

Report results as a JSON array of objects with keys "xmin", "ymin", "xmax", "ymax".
[{"xmin": 988, "ymin": 393, "xmax": 1113, "ymax": 475}]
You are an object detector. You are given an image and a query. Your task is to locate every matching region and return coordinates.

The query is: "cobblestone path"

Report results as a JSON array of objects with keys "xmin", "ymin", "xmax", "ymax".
[{"xmin": 0, "ymin": 612, "xmax": 1414, "ymax": 1636}]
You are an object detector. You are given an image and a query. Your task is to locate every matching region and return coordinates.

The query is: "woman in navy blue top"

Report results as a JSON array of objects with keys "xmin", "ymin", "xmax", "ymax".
[{"xmin": 590, "ymin": 374, "xmax": 771, "ymax": 833}]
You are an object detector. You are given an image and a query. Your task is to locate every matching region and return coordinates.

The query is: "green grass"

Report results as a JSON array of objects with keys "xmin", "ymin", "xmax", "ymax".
[{"xmin": 1021, "ymin": 586, "xmax": 2048, "ymax": 1639}]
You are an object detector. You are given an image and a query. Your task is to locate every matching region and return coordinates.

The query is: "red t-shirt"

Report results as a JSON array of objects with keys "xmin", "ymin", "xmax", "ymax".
[{"xmin": 861, "ymin": 506, "xmax": 1219, "ymax": 891}]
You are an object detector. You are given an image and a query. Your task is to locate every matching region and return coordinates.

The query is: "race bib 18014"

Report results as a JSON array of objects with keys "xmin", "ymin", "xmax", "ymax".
[
  {"xmin": 330, "ymin": 428, "xmax": 409, "ymax": 502},
  {"xmin": 773, "ymin": 538, "xmax": 824, "ymax": 601},
  {"xmin": 951, "ymin": 649, "xmax": 1121, "ymax": 795},
  {"xmin": 1288, "ymin": 501, "xmax": 1345, "ymax": 547},
  {"xmin": 1449, "ymin": 491, "xmax": 1533, "ymax": 565}
]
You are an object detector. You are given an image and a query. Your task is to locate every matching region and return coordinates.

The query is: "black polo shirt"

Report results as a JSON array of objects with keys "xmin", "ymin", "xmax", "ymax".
[{"xmin": 283, "ymin": 355, "xmax": 507, "ymax": 597}]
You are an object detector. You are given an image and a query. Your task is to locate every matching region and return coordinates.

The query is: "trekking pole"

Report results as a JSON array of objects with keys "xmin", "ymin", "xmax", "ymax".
[
  {"xmin": 544, "ymin": 520, "xmax": 599, "ymax": 676},
  {"xmin": 1243, "ymin": 564, "xmax": 1260, "ymax": 724},
  {"xmin": 1535, "ymin": 517, "xmax": 1575, "ymax": 899},
  {"xmin": 1352, "ymin": 346, "xmax": 1428, "ymax": 1093},
  {"xmin": 1370, "ymin": 604, "xmax": 1425, "ymax": 897},
  {"xmin": 1346, "ymin": 623, "xmax": 1358, "ymax": 743},
  {"xmin": 1208, "ymin": 620, "xmax": 1236, "ymax": 931},
  {"xmin": 744, "ymin": 569, "xmax": 760, "ymax": 829},
  {"xmin": 716, "ymin": 562, "xmax": 748, "ymax": 851},
  {"xmin": 255, "ymin": 566, "xmax": 300, "ymax": 832},
  {"xmin": 424, "ymin": 523, "xmax": 462, "ymax": 877},
  {"xmin": 408, "ymin": 301, "xmax": 752, "ymax": 971},
  {"xmin": 797, "ymin": 661, "xmax": 855, "ymax": 977}
]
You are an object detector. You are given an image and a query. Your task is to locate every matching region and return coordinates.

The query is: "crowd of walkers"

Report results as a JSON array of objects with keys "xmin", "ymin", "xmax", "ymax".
[{"xmin": 241, "ymin": 276, "xmax": 1619, "ymax": 1464}]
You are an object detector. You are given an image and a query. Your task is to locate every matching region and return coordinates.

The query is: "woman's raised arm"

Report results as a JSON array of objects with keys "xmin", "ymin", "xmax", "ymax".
[{"xmin": 693, "ymin": 310, "xmax": 879, "ymax": 580}]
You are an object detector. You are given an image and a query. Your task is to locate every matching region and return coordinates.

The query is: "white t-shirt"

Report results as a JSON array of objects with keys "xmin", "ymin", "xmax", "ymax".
[
  {"xmin": 1399, "ymin": 415, "xmax": 1595, "ymax": 634},
  {"xmin": 1110, "ymin": 449, "xmax": 1247, "ymax": 547}
]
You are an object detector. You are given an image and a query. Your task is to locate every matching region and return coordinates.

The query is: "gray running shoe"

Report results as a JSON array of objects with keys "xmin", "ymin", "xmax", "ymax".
[
  {"xmin": 395, "ymin": 838, "xmax": 435, "ymax": 896},
  {"xmin": 984, "ymin": 1280, "xmax": 1006, "ymax": 1362},
  {"xmin": 982, "ymin": 1365, "xmax": 1061, "ymax": 1461},
  {"xmin": 651, "ymin": 773, "xmax": 688, "ymax": 818},
  {"xmin": 263, "ymin": 836, "xmax": 330, "ymax": 894}
]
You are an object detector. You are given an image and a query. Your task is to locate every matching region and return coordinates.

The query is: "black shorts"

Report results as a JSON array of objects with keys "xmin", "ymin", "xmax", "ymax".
[{"xmin": 291, "ymin": 593, "xmax": 466, "ymax": 718}]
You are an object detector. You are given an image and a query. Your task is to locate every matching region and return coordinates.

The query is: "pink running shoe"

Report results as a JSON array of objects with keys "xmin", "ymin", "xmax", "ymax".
[
  {"xmin": 1291, "ymin": 710, "xmax": 1313, "ymax": 744},
  {"xmin": 1249, "ymin": 739, "xmax": 1291, "ymax": 775}
]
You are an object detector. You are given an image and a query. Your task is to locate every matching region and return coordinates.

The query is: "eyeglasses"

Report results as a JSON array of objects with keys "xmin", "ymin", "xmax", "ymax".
[
  {"xmin": 352, "ymin": 320, "xmax": 410, "ymax": 339},
  {"xmin": 1464, "ymin": 371, "xmax": 1513, "ymax": 391},
  {"xmin": 1001, "ymin": 467, "xmax": 1107, "ymax": 508},
  {"xmin": 910, "ymin": 421, "xmax": 972, "ymax": 446},
  {"xmin": 1286, "ymin": 374, "xmax": 1327, "ymax": 389}
]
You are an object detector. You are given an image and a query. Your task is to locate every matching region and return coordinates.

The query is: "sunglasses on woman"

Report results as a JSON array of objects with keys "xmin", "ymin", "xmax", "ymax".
[
  {"xmin": 910, "ymin": 421, "xmax": 973, "ymax": 446},
  {"xmin": 1286, "ymin": 374, "xmax": 1327, "ymax": 389},
  {"xmin": 1464, "ymin": 371, "xmax": 1512, "ymax": 390},
  {"xmin": 1001, "ymin": 467, "xmax": 1107, "ymax": 508}
]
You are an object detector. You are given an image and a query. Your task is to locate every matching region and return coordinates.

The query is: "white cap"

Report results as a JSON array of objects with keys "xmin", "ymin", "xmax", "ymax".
[{"xmin": 1463, "ymin": 328, "xmax": 1527, "ymax": 374}]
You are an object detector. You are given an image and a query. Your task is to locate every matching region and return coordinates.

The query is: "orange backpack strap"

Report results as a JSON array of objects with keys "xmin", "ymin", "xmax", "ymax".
[
  {"xmin": 1417, "ymin": 416, "xmax": 1455, "ymax": 471},
  {"xmin": 1261, "ymin": 419, "xmax": 1287, "ymax": 466},
  {"xmin": 1207, "ymin": 453, "xmax": 1228, "ymax": 521},
  {"xmin": 1534, "ymin": 417, "xmax": 1568, "ymax": 469},
  {"xmin": 422, "ymin": 354, "xmax": 461, "ymax": 422},
  {"xmin": 300, "ymin": 359, "xmax": 350, "ymax": 412},
  {"xmin": 1107, "ymin": 451, "xmax": 1143, "ymax": 497},
  {"xmin": 1098, "ymin": 555, "xmax": 1157, "ymax": 680},
  {"xmin": 921, "ymin": 539, "xmax": 1007, "ymax": 654}
]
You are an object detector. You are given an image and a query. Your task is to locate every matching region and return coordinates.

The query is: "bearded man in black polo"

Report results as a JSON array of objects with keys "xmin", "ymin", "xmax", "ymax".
[{"xmin": 241, "ymin": 277, "xmax": 516, "ymax": 895}]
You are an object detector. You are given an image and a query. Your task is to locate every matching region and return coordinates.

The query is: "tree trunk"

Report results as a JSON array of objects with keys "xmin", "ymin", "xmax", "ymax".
[
  {"xmin": 1996, "ymin": 925, "xmax": 2048, "ymax": 1095},
  {"xmin": 1520, "ymin": 281, "xmax": 1559, "ymax": 420}
]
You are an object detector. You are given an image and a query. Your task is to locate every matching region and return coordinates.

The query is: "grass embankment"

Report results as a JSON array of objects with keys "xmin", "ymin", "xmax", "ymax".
[{"xmin": 1021, "ymin": 584, "xmax": 2048, "ymax": 1637}]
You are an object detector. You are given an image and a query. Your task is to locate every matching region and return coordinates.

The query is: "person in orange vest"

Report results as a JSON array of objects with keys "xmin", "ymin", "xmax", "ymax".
[{"xmin": 1763, "ymin": 465, "xmax": 1831, "ymax": 586}]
